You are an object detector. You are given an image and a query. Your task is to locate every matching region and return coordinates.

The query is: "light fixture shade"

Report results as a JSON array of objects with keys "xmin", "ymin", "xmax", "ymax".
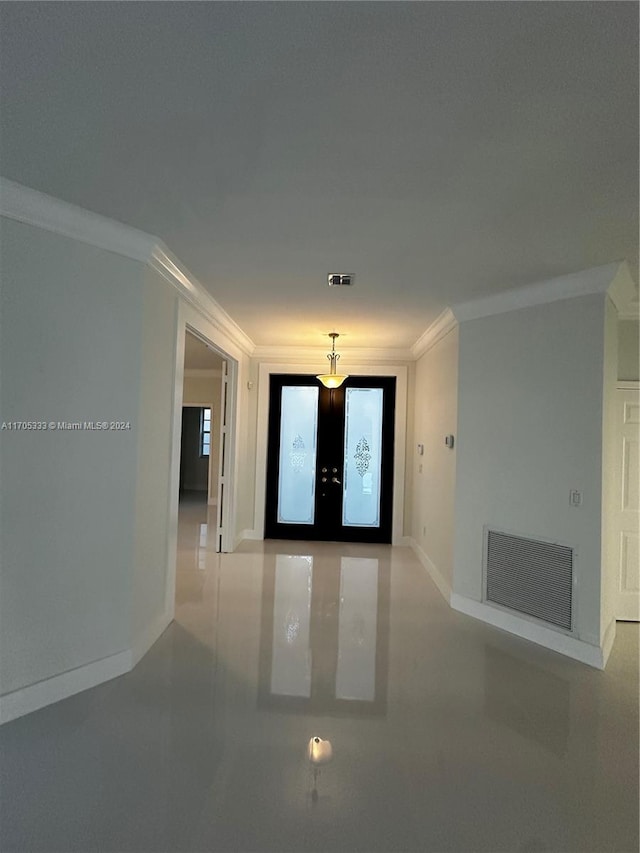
[
  {"xmin": 316, "ymin": 373, "xmax": 348, "ymax": 389},
  {"xmin": 317, "ymin": 332, "xmax": 349, "ymax": 388}
]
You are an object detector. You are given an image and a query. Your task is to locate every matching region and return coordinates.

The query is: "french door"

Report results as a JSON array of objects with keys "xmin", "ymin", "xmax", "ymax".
[{"xmin": 264, "ymin": 375, "xmax": 396, "ymax": 543}]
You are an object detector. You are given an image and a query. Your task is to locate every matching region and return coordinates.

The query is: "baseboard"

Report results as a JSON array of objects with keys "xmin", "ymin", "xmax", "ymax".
[
  {"xmin": 1, "ymin": 610, "xmax": 175, "ymax": 725},
  {"xmin": 232, "ymin": 530, "xmax": 252, "ymax": 550},
  {"xmin": 0, "ymin": 649, "xmax": 132, "ymax": 725},
  {"xmin": 240, "ymin": 529, "xmax": 263, "ymax": 541},
  {"xmin": 131, "ymin": 609, "xmax": 173, "ymax": 668},
  {"xmin": 450, "ymin": 593, "xmax": 606, "ymax": 669},
  {"xmin": 408, "ymin": 538, "xmax": 452, "ymax": 603}
]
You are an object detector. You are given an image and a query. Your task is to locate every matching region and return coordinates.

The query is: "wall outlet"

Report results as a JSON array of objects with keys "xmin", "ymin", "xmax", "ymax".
[
  {"xmin": 418, "ymin": 463, "xmax": 423, "ymax": 474},
  {"xmin": 569, "ymin": 489, "xmax": 582, "ymax": 507}
]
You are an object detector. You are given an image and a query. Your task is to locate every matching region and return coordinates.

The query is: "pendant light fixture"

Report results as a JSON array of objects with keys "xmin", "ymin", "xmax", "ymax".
[{"xmin": 317, "ymin": 332, "xmax": 349, "ymax": 389}]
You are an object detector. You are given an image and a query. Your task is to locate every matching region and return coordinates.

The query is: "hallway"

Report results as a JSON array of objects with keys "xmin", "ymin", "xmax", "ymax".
[{"xmin": 1, "ymin": 500, "xmax": 638, "ymax": 853}]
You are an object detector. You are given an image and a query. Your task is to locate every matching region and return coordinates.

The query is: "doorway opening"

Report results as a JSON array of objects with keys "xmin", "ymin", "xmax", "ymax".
[
  {"xmin": 165, "ymin": 318, "xmax": 238, "ymax": 622},
  {"xmin": 180, "ymin": 330, "xmax": 225, "ymax": 507}
]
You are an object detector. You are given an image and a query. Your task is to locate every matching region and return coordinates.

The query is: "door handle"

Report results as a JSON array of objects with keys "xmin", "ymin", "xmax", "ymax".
[{"xmin": 331, "ymin": 476, "xmax": 341, "ymax": 485}]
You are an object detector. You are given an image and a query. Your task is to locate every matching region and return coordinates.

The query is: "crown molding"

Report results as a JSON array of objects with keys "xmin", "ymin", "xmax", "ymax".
[
  {"xmin": 452, "ymin": 262, "xmax": 620, "ymax": 323},
  {"xmin": 5, "ymin": 178, "xmax": 631, "ymax": 361},
  {"xmin": 0, "ymin": 176, "xmax": 158, "ymax": 262},
  {"xmin": 0, "ymin": 177, "xmax": 256, "ymax": 357},
  {"xmin": 250, "ymin": 345, "xmax": 414, "ymax": 364},
  {"xmin": 149, "ymin": 246, "xmax": 255, "ymax": 356},
  {"xmin": 411, "ymin": 308, "xmax": 457, "ymax": 359},
  {"xmin": 607, "ymin": 261, "xmax": 639, "ymax": 319}
]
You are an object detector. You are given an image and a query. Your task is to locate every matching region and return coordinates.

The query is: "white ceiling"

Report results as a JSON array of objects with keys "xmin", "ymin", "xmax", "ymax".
[
  {"xmin": 184, "ymin": 331, "xmax": 224, "ymax": 370},
  {"xmin": 1, "ymin": 2, "xmax": 637, "ymax": 349}
]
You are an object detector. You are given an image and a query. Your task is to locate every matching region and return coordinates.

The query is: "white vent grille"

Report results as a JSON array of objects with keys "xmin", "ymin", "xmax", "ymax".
[{"xmin": 485, "ymin": 530, "xmax": 573, "ymax": 631}]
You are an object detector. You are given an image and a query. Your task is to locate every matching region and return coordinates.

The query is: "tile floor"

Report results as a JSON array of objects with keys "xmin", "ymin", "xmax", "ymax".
[{"xmin": 1, "ymin": 496, "xmax": 638, "ymax": 852}]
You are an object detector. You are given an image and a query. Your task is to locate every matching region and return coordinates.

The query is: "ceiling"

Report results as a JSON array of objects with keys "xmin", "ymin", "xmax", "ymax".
[
  {"xmin": 1, "ymin": 2, "xmax": 637, "ymax": 350},
  {"xmin": 184, "ymin": 330, "xmax": 224, "ymax": 370}
]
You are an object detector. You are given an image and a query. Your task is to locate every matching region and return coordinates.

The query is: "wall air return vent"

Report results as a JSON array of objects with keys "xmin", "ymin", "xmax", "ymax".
[
  {"xmin": 327, "ymin": 274, "xmax": 354, "ymax": 287},
  {"xmin": 484, "ymin": 529, "xmax": 574, "ymax": 631}
]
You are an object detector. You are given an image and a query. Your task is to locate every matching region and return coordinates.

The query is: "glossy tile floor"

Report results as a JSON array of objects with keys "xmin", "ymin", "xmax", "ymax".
[{"xmin": 1, "ymin": 495, "xmax": 638, "ymax": 853}]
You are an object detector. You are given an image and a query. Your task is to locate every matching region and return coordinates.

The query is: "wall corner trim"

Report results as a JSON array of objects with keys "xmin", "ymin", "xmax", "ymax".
[
  {"xmin": 600, "ymin": 618, "xmax": 617, "ymax": 669},
  {"xmin": 607, "ymin": 261, "xmax": 640, "ymax": 319},
  {"xmin": 411, "ymin": 308, "xmax": 457, "ymax": 359},
  {"xmin": 451, "ymin": 262, "xmax": 621, "ymax": 323},
  {"xmin": 450, "ymin": 593, "xmax": 607, "ymax": 668},
  {"xmin": 131, "ymin": 610, "xmax": 173, "ymax": 668}
]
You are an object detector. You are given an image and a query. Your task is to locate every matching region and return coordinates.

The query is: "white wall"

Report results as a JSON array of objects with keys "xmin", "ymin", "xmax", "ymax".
[
  {"xmin": 409, "ymin": 327, "xmax": 459, "ymax": 598},
  {"xmin": 403, "ymin": 362, "xmax": 415, "ymax": 538},
  {"xmin": 0, "ymin": 184, "xmax": 255, "ymax": 720},
  {"xmin": 131, "ymin": 266, "xmax": 178, "ymax": 660},
  {"xmin": 453, "ymin": 294, "xmax": 606, "ymax": 652},
  {"xmin": 600, "ymin": 296, "xmax": 618, "ymax": 655},
  {"xmin": 618, "ymin": 318, "xmax": 639, "ymax": 381},
  {"xmin": 0, "ymin": 218, "xmax": 143, "ymax": 695}
]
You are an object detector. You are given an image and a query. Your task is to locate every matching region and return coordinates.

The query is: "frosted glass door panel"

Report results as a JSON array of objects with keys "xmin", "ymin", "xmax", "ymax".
[
  {"xmin": 342, "ymin": 388, "xmax": 383, "ymax": 527},
  {"xmin": 336, "ymin": 558, "xmax": 378, "ymax": 701},
  {"xmin": 277, "ymin": 386, "xmax": 319, "ymax": 524},
  {"xmin": 271, "ymin": 555, "xmax": 313, "ymax": 697}
]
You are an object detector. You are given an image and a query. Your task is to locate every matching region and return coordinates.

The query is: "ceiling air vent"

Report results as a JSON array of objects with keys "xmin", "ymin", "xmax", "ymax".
[{"xmin": 327, "ymin": 274, "xmax": 354, "ymax": 287}]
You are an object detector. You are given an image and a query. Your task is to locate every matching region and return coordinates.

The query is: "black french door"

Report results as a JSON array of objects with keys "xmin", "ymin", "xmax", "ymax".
[{"xmin": 264, "ymin": 375, "xmax": 396, "ymax": 543}]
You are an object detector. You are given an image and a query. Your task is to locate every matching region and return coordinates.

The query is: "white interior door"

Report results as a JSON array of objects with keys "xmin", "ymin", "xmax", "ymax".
[{"xmin": 614, "ymin": 384, "xmax": 640, "ymax": 621}]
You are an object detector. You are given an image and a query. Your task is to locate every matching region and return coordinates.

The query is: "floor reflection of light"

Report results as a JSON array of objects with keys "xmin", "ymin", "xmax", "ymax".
[
  {"xmin": 307, "ymin": 736, "xmax": 333, "ymax": 765},
  {"xmin": 285, "ymin": 609, "xmax": 300, "ymax": 644},
  {"xmin": 336, "ymin": 557, "xmax": 378, "ymax": 701},
  {"xmin": 307, "ymin": 736, "xmax": 333, "ymax": 805},
  {"xmin": 197, "ymin": 523, "xmax": 207, "ymax": 570},
  {"xmin": 271, "ymin": 555, "xmax": 313, "ymax": 697}
]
